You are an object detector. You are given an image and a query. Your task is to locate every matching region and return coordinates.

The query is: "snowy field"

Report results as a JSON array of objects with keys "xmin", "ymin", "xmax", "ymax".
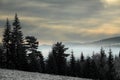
[{"xmin": 0, "ymin": 69, "xmax": 91, "ymax": 80}]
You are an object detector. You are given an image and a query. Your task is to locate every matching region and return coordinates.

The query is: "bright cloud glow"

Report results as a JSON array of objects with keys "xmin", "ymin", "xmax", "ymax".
[{"xmin": 102, "ymin": 0, "xmax": 120, "ymax": 6}]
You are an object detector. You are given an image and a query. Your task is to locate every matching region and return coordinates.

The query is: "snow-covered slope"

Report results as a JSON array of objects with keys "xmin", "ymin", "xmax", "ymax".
[{"xmin": 0, "ymin": 69, "xmax": 91, "ymax": 80}]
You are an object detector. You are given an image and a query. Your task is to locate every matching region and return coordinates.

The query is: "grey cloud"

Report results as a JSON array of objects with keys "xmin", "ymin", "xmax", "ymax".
[
  {"xmin": 0, "ymin": 0, "xmax": 104, "ymax": 19},
  {"xmin": 0, "ymin": 0, "xmax": 120, "ymax": 43}
]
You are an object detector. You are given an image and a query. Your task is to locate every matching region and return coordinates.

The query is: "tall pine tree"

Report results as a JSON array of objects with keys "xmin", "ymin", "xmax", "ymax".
[
  {"xmin": 51, "ymin": 42, "xmax": 69, "ymax": 75},
  {"xmin": 90, "ymin": 59, "xmax": 99, "ymax": 79},
  {"xmin": 10, "ymin": 14, "xmax": 27, "ymax": 70},
  {"xmin": 75, "ymin": 59, "xmax": 81, "ymax": 77},
  {"xmin": 80, "ymin": 52, "xmax": 84, "ymax": 62},
  {"xmin": 25, "ymin": 36, "xmax": 39, "ymax": 72},
  {"xmin": 83, "ymin": 56, "xmax": 91, "ymax": 78},
  {"xmin": 80, "ymin": 52, "xmax": 85, "ymax": 77},
  {"xmin": 70, "ymin": 51, "xmax": 76, "ymax": 76},
  {"xmin": 2, "ymin": 19, "xmax": 11, "ymax": 68},
  {"xmin": 46, "ymin": 52, "xmax": 58, "ymax": 74},
  {"xmin": 107, "ymin": 49, "xmax": 118, "ymax": 80},
  {"xmin": 99, "ymin": 47, "xmax": 107, "ymax": 80},
  {"xmin": 36, "ymin": 51, "xmax": 45, "ymax": 73}
]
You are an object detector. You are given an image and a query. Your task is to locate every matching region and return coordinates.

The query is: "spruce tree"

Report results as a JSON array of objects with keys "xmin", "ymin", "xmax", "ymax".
[
  {"xmin": 80, "ymin": 52, "xmax": 85, "ymax": 77},
  {"xmin": 25, "ymin": 36, "xmax": 39, "ymax": 72},
  {"xmin": 12, "ymin": 14, "xmax": 23, "ymax": 45},
  {"xmin": 2, "ymin": 19, "xmax": 11, "ymax": 68},
  {"xmin": 83, "ymin": 56, "xmax": 91, "ymax": 78},
  {"xmin": 46, "ymin": 52, "xmax": 58, "ymax": 74},
  {"xmin": 51, "ymin": 42, "xmax": 69, "ymax": 75},
  {"xmin": 70, "ymin": 51, "xmax": 76, "ymax": 76},
  {"xmin": 75, "ymin": 59, "xmax": 81, "ymax": 77},
  {"xmin": 36, "ymin": 51, "xmax": 45, "ymax": 73},
  {"xmin": 107, "ymin": 49, "xmax": 118, "ymax": 80},
  {"xmin": 90, "ymin": 59, "xmax": 99, "ymax": 79},
  {"xmin": 25, "ymin": 36, "xmax": 38, "ymax": 53},
  {"xmin": 99, "ymin": 47, "xmax": 107, "ymax": 80},
  {"xmin": 80, "ymin": 52, "xmax": 84, "ymax": 62},
  {"xmin": 25, "ymin": 36, "xmax": 45, "ymax": 73},
  {"xmin": 10, "ymin": 14, "xmax": 27, "ymax": 70}
]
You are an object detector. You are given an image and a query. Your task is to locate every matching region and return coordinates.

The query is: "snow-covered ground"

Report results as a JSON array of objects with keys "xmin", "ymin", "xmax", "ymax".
[{"xmin": 0, "ymin": 69, "xmax": 91, "ymax": 80}]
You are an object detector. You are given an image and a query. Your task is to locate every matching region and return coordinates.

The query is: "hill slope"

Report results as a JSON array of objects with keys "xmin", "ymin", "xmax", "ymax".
[
  {"xmin": 0, "ymin": 69, "xmax": 91, "ymax": 80},
  {"xmin": 91, "ymin": 36, "xmax": 120, "ymax": 45},
  {"xmin": 64, "ymin": 36, "xmax": 120, "ymax": 46}
]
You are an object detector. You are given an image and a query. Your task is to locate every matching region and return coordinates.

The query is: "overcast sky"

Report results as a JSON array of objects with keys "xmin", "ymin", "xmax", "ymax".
[{"xmin": 0, "ymin": 0, "xmax": 120, "ymax": 44}]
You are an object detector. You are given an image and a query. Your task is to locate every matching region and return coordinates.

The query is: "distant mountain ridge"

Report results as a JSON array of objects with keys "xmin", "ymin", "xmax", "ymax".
[
  {"xmin": 89, "ymin": 36, "xmax": 120, "ymax": 46},
  {"xmin": 40, "ymin": 36, "xmax": 120, "ymax": 47},
  {"xmin": 64, "ymin": 36, "xmax": 120, "ymax": 47}
]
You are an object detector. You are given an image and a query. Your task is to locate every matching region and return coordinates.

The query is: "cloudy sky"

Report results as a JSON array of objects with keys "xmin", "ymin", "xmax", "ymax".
[{"xmin": 0, "ymin": 0, "xmax": 120, "ymax": 44}]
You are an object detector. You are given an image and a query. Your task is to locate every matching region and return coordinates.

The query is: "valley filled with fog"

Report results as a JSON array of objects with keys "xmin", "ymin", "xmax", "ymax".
[{"xmin": 38, "ymin": 45, "xmax": 120, "ymax": 59}]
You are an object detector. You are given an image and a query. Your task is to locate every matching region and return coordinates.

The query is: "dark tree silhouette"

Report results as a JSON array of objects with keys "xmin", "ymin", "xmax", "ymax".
[
  {"xmin": 2, "ymin": 19, "xmax": 12, "ymax": 68},
  {"xmin": 69, "ymin": 51, "xmax": 76, "ymax": 76},
  {"xmin": 80, "ymin": 52, "xmax": 85, "ymax": 77},
  {"xmin": 80, "ymin": 52, "xmax": 84, "ymax": 62},
  {"xmin": 27, "ymin": 52, "xmax": 39, "ymax": 72},
  {"xmin": 90, "ymin": 59, "xmax": 99, "ymax": 79},
  {"xmin": 83, "ymin": 56, "xmax": 91, "ymax": 78},
  {"xmin": 106, "ymin": 49, "xmax": 118, "ymax": 80},
  {"xmin": 25, "ymin": 36, "xmax": 38, "ymax": 53},
  {"xmin": 10, "ymin": 14, "xmax": 27, "ymax": 70},
  {"xmin": 51, "ymin": 42, "xmax": 69, "ymax": 75},
  {"xmin": 119, "ymin": 51, "xmax": 120, "ymax": 58},
  {"xmin": 0, "ymin": 48, "xmax": 6, "ymax": 68},
  {"xmin": 25, "ymin": 36, "xmax": 45, "ymax": 72},
  {"xmin": 25, "ymin": 36, "xmax": 39, "ymax": 72},
  {"xmin": 99, "ymin": 47, "xmax": 107, "ymax": 80},
  {"xmin": 46, "ymin": 52, "xmax": 58, "ymax": 74},
  {"xmin": 36, "ymin": 51, "xmax": 45, "ymax": 73},
  {"xmin": 75, "ymin": 59, "xmax": 81, "ymax": 77}
]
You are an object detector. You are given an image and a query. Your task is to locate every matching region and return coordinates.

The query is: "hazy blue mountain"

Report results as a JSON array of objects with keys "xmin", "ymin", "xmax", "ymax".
[
  {"xmin": 40, "ymin": 36, "xmax": 120, "ymax": 47},
  {"xmin": 64, "ymin": 36, "xmax": 120, "ymax": 47},
  {"xmin": 88, "ymin": 36, "xmax": 120, "ymax": 47}
]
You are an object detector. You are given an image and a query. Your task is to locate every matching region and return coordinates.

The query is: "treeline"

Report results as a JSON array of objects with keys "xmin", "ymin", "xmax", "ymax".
[{"xmin": 0, "ymin": 14, "xmax": 119, "ymax": 80}]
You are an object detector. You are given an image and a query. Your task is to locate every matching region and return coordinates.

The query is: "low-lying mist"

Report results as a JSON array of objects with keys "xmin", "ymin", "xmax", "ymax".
[{"xmin": 38, "ymin": 45, "xmax": 120, "ymax": 59}]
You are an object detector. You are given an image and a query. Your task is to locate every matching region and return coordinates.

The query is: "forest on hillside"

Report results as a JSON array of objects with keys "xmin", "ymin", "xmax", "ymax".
[{"xmin": 0, "ymin": 14, "xmax": 120, "ymax": 80}]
